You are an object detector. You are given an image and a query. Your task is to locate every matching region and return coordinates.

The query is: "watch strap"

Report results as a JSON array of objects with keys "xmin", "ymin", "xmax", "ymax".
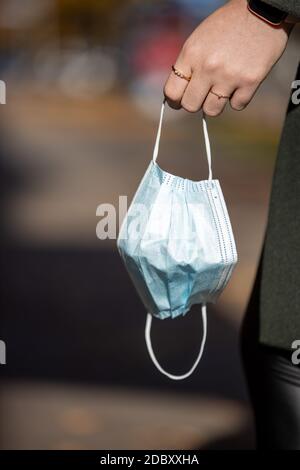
[{"xmin": 248, "ymin": 0, "xmax": 288, "ymax": 25}]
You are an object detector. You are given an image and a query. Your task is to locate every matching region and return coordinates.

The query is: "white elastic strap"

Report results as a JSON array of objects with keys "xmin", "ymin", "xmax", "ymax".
[
  {"xmin": 152, "ymin": 99, "xmax": 213, "ymax": 180},
  {"xmin": 152, "ymin": 98, "xmax": 166, "ymax": 163},
  {"xmin": 202, "ymin": 113, "xmax": 212, "ymax": 180},
  {"xmin": 145, "ymin": 304, "xmax": 207, "ymax": 380}
]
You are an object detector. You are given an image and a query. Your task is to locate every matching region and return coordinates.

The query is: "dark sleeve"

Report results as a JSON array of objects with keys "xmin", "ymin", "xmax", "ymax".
[{"xmin": 262, "ymin": 0, "xmax": 300, "ymax": 17}]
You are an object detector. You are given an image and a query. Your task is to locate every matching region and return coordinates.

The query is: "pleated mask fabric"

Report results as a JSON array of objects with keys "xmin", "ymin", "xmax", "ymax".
[{"xmin": 117, "ymin": 100, "xmax": 238, "ymax": 380}]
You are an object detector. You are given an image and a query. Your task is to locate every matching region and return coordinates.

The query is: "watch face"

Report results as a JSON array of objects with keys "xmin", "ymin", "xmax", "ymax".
[{"xmin": 248, "ymin": 0, "xmax": 288, "ymax": 25}]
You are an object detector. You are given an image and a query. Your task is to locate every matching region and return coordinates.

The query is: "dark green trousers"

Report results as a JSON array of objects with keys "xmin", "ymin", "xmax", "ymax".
[{"xmin": 259, "ymin": 63, "xmax": 300, "ymax": 350}]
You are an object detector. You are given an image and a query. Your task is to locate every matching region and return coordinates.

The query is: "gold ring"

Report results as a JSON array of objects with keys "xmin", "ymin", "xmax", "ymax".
[
  {"xmin": 210, "ymin": 90, "xmax": 230, "ymax": 100},
  {"xmin": 172, "ymin": 65, "xmax": 192, "ymax": 82}
]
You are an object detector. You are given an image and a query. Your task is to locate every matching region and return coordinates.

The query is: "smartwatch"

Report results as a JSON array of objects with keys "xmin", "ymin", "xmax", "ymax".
[{"xmin": 247, "ymin": 0, "xmax": 288, "ymax": 25}]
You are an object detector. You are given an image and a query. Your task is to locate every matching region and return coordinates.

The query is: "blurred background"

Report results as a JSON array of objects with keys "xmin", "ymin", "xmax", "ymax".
[{"xmin": 0, "ymin": 0, "xmax": 299, "ymax": 450}]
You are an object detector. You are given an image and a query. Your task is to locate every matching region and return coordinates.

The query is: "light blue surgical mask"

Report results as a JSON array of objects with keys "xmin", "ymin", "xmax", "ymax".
[{"xmin": 117, "ymin": 100, "xmax": 238, "ymax": 380}]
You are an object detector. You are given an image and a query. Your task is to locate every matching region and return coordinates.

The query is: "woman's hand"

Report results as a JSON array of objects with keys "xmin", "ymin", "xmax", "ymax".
[{"xmin": 164, "ymin": 0, "xmax": 293, "ymax": 116}]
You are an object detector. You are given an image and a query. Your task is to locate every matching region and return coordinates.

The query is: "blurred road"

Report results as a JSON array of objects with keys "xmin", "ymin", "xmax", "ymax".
[
  {"xmin": 0, "ymin": 77, "xmax": 295, "ymax": 449},
  {"xmin": 0, "ymin": 381, "xmax": 252, "ymax": 450},
  {"xmin": 0, "ymin": 0, "xmax": 299, "ymax": 452}
]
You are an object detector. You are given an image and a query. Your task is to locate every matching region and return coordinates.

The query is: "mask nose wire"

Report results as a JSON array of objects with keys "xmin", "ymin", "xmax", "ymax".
[
  {"xmin": 152, "ymin": 98, "xmax": 213, "ymax": 181},
  {"xmin": 145, "ymin": 305, "xmax": 207, "ymax": 381}
]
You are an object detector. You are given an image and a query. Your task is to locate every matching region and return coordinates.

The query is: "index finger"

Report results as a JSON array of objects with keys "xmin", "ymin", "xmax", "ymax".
[{"xmin": 163, "ymin": 61, "xmax": 192, "ymax": 109}]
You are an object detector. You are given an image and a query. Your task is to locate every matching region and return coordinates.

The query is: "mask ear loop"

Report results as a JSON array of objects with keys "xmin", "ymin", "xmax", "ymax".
[
  {"xmin": 145, "ymin": 305, "xmax": 207, "ymax": 380},
  {"xmin": 152, "ymin": 98, "xmax": 166, "ymax": 163},
  {"xmin": 202, "ymin": 113, "xmax": 213, "ymax": 180},
  {"xmin": 152, "ymin": 98, "xmax": 213, "ymax": 181}
]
